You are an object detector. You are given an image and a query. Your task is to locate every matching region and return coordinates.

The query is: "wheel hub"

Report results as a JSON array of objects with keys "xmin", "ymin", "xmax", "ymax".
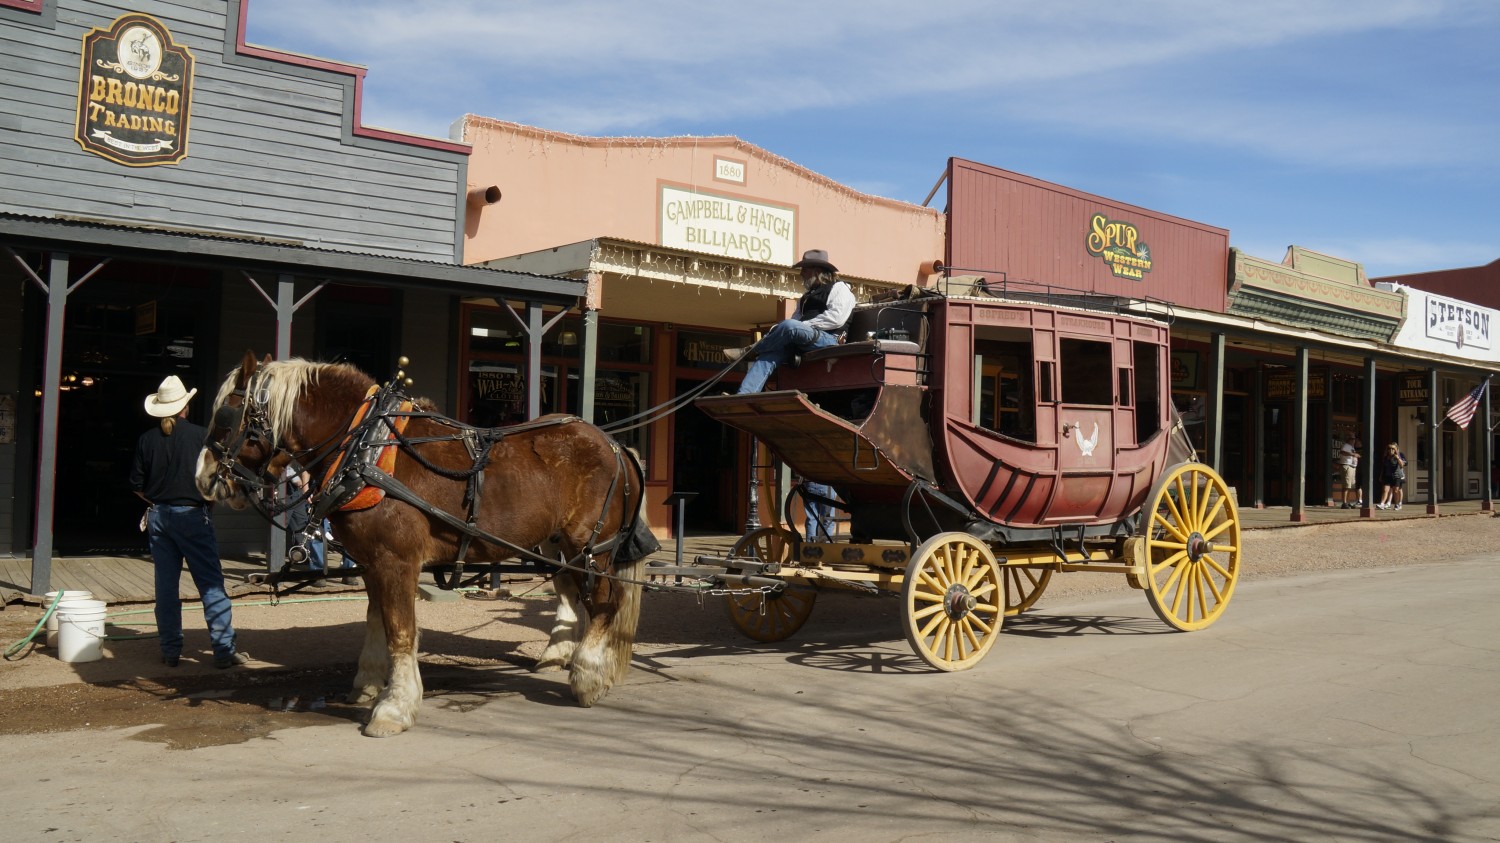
[
  {"xmin": 944, "ymin": 584, "xmax": 976, "ymax": 619},
  {"xmin": 1186, "ymin": 531, "xmax": 1213, "ymax": 561}
]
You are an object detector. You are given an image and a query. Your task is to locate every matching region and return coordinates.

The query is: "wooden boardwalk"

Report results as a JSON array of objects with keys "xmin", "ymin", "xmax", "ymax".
[
  {"xmin": 0, "ymin": 553, "xmax": 353, "ymax": 607},
  {"xmin": 1, "ymin": 501, "xmax": 1491, "ymax": 606}
]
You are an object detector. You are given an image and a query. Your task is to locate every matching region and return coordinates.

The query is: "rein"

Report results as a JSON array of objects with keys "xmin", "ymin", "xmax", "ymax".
[{"xmin": 213, "ymin": 364, "xmax": 652, "ymax": 590}]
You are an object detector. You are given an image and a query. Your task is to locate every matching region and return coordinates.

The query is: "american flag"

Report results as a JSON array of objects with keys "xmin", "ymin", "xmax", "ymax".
[{"xmin": 1443, "ymin": 377, "xmax": 1491, "ymax": 430}]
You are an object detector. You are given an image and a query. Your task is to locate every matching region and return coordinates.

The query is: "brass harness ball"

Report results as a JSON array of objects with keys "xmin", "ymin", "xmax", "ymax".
[{"xmin": 398, "ymin": 356, "xmax": 410, "ymax": 367}]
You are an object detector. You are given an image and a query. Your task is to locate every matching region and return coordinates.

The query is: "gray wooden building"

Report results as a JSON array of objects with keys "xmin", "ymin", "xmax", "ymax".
[{"xmin": 1, "ymin": 0, "xmax": 584, "ymax": 592}]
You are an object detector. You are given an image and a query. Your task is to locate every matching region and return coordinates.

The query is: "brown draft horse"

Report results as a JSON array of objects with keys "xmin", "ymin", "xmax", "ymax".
[{"xmin": 195, "ymin": 352, "xmax": 652, "ymax": 737}]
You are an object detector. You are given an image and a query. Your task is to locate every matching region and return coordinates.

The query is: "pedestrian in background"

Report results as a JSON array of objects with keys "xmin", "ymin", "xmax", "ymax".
[
  {"xmin": 1333, "ymin": 432, "xmax": 1361, "ymax": 509},
  {"xmin": 131, "ymin": 376, "xmax": 248, "ymax": 669},
  {"xmin": 1377, "ymin": 442, "xmax": 1407, "ymax": 511}
]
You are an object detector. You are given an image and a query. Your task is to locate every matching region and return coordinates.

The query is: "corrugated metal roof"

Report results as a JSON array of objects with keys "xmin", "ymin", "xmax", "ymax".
[{"xmin": 0, "ymin": 211, "xmax": 584, "ymax": 302}]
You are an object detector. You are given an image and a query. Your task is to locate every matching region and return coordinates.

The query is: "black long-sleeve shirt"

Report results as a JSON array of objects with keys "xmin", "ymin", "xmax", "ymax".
[{"xmin": 130, "ymin": 419, "xmax": 211, "ymax": 506}]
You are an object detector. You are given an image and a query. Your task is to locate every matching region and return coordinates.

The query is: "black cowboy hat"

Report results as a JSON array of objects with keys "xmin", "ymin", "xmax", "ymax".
[{"xmin": 792, "ymin": 249, "xmax": 838, "ymax": 274}]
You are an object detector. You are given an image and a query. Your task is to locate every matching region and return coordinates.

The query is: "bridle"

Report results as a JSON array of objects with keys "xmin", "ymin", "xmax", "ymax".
[
  {"xmin": 205, "ymin": 366, "xmax": 286, "ymax": 516},
  {"xmin": 205, "ymin": 363, "xmax": 374, "ymax": 520}
]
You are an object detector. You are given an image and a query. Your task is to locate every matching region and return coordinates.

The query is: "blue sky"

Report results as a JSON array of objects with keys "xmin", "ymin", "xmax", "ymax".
[{"xmin": 244, "ymin": 0, "xmax": 1499, "ymax": 278}]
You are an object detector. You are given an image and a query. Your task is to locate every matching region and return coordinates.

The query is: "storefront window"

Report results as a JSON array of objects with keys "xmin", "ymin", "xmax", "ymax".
[
  {"xmin": 678, "ymin": 330, "xmax": 745, "ymax": 369},
  {"xmin": 468, "ymin": 361, "xmax": 558, "ymax": 427},
  {"xmin": 600, "ymin": 322, "xmax": 651, "ymax": 363},
  {"xmin": 586, "ymin": 370, "xmax": 651, "ymax": 463}
]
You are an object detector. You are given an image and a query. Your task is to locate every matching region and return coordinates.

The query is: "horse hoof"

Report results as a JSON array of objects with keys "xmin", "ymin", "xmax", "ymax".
[
  {"xmin": 532, "ymin": 659, "xmax": 566, "ymax": 673},
  {"xmin": 570, "ymin": 671, "xmax": 609, "ymax": 707},
  {"xmin": 363, "ymin": 718, "xmax": 408, "ymax": 738}
]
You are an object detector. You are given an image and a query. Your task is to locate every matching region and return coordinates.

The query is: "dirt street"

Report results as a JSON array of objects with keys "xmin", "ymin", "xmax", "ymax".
[{"xmin": 0, "ymin": 513, "xmax": 1493, "ymax": 749}]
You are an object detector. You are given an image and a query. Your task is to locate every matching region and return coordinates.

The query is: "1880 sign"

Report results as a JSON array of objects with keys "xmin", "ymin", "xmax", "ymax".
[{"xmin": 74, "ymin": 14, "xmax": 194, "ymax": 166}]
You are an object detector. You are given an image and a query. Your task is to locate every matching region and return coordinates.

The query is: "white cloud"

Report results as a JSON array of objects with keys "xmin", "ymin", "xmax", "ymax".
[{"xmin": 245, "ymin": 0, "xmax": 1498, "ymax": 170}]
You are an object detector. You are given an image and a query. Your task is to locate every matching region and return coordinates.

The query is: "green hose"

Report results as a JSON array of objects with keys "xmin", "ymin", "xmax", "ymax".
[
  {"xmin": 3, "ymin": 594, "xmax": 370, "ymax": 658},
  {"xmin": 3, "ymin": 591, "xmax": 66, "ymax": 659}
]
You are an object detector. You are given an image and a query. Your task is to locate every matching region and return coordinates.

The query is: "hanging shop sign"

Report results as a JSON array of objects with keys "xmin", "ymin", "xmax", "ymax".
[
  {"xmin": 658, "ymin": 183, "xmax": 796, "ymax": 265},
  {"xmin": 1398, "ymin": 372, "xmax": 1430, "ymax": 405},
  {"xmin": 1085, "ymin": 213, "xmax": 1153, "ymax": 280},
  {"xmin": 1266, "ymin": 370, "xmax": 1326, "ymax": 401},
  {"xmin": 75, "ymin": 14, "xmax": 194, "ymax": 166}
]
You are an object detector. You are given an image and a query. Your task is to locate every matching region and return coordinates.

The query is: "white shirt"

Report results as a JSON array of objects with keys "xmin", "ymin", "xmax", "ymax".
[
  {"xmin": 1335, "ymin": 441, "xmax": 1359, "ymax": 467},
  {"xmin": 794, "ymin": 280, "xmax": 855, "ymax": 333}
]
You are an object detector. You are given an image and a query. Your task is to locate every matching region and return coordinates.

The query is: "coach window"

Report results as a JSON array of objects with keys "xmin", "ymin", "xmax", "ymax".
[
  {"xmin": 1059, "ymin": 338, "xmax": 1113, "ymax": 405},
  {"xmin": 973, "ymin": 326, "xmax": 1036, "ymax": 442}
]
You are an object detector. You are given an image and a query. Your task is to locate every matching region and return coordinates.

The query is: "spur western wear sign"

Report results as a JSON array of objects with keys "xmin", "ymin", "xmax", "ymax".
[{"xmin": 75, "ymin": 14, "xmax": 194, "ymax": 166}]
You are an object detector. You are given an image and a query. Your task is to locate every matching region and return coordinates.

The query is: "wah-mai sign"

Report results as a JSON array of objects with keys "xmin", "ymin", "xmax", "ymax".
[
  {"xmin": 75, "ymin": 14, "xmax": 194, "ymax": 166},
  {"xmin": 1085, "ymin": 213, "xmax": 1153, "ymax": 280},
  {"xmin": 659, "ymin": 184, "xmax": 795, "ymax": 265},
  {"xmin": 1425, "ymin": 294, "xmax": 1491, "ymax": 351}
]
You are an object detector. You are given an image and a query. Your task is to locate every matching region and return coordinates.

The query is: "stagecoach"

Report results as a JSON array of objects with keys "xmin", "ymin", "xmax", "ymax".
[
  {"xmin": 199, "ymin": 277, "xmax": 1240, "ymax": 735},
  {"xmin": 686, "ymin": 279, "xmax": 1242, "ymax": 671}
]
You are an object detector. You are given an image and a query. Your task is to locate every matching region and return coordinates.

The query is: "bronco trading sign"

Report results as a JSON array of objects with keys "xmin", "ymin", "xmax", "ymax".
[{"xmin": 74, "ymin": 14, "xmax": 194, "ymax": 166}]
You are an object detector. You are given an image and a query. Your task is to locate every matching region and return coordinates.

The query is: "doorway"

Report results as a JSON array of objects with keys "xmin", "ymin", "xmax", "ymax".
[
  {"xmin": 671, "ymin": 378, "xmax": 740, "ymax": 532},
  {"xmin": 35, "ymin": 263, "xmax": 219, "ymax": 555}
]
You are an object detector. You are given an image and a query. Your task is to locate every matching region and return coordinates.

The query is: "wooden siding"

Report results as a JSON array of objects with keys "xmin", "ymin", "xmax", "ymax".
[
  {"xmin": 946, "ymin": 158, "xmax": 1230, "ymax": 313},
  {"xmin": 0, "ymin": 0, "xmax": 463, "ymax": 261}
]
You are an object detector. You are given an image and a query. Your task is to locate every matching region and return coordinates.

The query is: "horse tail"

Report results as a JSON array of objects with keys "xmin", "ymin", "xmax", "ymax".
[
  {"xmin": 606, "ymin": 448, "xmax": 652, "ymax": 685},
  {"xmin": 571, "ymin": 444, "xmax": 655, "ymax": 704}
]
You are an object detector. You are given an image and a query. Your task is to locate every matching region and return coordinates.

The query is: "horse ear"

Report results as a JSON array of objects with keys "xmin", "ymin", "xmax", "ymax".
[
  {"xmin": 261, "ymin": 353, "xmax": 273, "ymax": 367},
  {"xmin": 238, "ymin": 349, "xmax": 257, "ymax": 385}
]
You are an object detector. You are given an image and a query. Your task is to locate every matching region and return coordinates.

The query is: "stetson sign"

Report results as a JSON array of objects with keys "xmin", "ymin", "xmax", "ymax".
[{"xmin": 74, "ymin": 14, "xmax": 194, "ymax": 166}]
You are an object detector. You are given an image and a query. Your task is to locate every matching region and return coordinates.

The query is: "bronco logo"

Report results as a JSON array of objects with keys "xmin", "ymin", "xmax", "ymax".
[
  {"xmin": 1085, "ymin": 213, "xmax": 1153, "ymax": 280},
  {"xmin": 74, "ymin": 14, "xmax": 194, "ymax": 166}
]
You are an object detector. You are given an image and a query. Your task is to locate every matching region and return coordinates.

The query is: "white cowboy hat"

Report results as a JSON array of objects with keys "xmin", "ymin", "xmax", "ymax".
[{"xmin": 144, "ymin": 375, "xmax": 197, "ymax": 417}]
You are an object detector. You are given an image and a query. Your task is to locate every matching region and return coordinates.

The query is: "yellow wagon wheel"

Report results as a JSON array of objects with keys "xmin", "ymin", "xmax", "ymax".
[
  {"xmin": 725, "ymin": 527, "xmax": 815, "ymax": 642},
  {"xmin": 1003, "ymin": 566, "xmax": 1052, "ymax": 616},
  {"xmin": 1140, "ymin": 462, "xmax": 1242, "ymax": 631},
  {"xmin": 902, "ymin": 532, "xmax": 1004, "ymax": 671}
]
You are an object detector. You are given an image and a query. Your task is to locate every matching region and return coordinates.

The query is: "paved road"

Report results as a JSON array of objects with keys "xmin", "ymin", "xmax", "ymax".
[{"xmin": 8, "ymin": 557, "xmax": 1499, "ymax": 842}]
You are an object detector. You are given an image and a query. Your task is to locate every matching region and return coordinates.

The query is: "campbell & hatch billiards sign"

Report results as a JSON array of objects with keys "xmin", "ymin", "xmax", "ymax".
[{"xmin": 75, "ymin": 14, "xmax": 194, "ymax": 166}]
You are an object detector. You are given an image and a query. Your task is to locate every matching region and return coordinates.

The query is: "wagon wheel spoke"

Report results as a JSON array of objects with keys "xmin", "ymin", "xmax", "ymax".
[
  {"xmin": 725, "ymin": 528, "xmax": 815, "ymax": 642},
  {"xmin": 902, "ymin": 533, "xmax": 1004, "ymax": 672},
  {"xmin": 1002, "ymin": 566, "xmax": 1053, "ymax": 616},
  {"xmin": 1139, "ymin": 464, "xmax": 1241, "ymax": 632}
]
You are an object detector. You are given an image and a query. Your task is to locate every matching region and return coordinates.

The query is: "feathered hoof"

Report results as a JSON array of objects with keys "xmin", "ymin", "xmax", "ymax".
[
  {"xmin": 362, "ymin": 717, "xmax": 409, "ymax": 738},
  {"xmin": 347, "ymin": 687, "xmax": 381, "ymax": 706},
  {"xmin": 570, "ymin": 667, "xmax": 610, "ymax": 708},
  {"xmin": 532, "ymin": 658, "xmax": 566, "ymax": 673}
]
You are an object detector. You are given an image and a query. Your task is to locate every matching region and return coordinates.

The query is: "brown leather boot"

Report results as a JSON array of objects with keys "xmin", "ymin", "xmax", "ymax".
[{"xmin": 723, "ymin": 345, "xmax": 754, "ymax": 362}]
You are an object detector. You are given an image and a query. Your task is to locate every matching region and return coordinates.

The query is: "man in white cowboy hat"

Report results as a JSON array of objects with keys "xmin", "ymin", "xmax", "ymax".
[
  {"xmin": 726, "ymin": 248, "xmax": 855, "ymax": 394},
  {"xmin": 130, "ymin": 375, "xmax": 248, "ymax": 669}
]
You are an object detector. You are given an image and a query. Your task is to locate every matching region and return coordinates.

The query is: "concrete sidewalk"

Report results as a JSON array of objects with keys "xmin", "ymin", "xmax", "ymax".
[{"xmin": 3, "ymin": 498, "xmax": 1492, "ymax": 607}]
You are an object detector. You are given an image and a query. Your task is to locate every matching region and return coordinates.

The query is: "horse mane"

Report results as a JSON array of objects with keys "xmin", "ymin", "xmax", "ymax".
[{"xmin": 212, "ymin": 358, "xmax": 372, "ymax": 449}]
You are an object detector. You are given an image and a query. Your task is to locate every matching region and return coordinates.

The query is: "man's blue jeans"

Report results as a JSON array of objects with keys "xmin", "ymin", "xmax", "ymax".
[
  {"xmin": 804, "ymin": 482, "xmax": 838, "ymax": 541},
  {"xmin": 737, "ymin": 320, "xmax": 840, "ymax": 394},
  {"xmin": 148, "ymin": 505, "xmax": 237, "ymax": 660}
]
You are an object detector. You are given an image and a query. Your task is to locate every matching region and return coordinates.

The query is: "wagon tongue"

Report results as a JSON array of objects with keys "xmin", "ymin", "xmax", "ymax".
[{"xmin": 693, "ymin": 390, "xmax": 919, "ymax": 488}]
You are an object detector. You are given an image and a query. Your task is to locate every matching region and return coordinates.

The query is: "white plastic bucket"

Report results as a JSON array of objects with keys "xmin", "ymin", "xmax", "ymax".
[
  {"xmin": 43, "ymin": 590, "xmax": 94, "ymax": 647},
  {"xmin": 56, "ymin": 599, "xmax": 108, "ymax": 664}
]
